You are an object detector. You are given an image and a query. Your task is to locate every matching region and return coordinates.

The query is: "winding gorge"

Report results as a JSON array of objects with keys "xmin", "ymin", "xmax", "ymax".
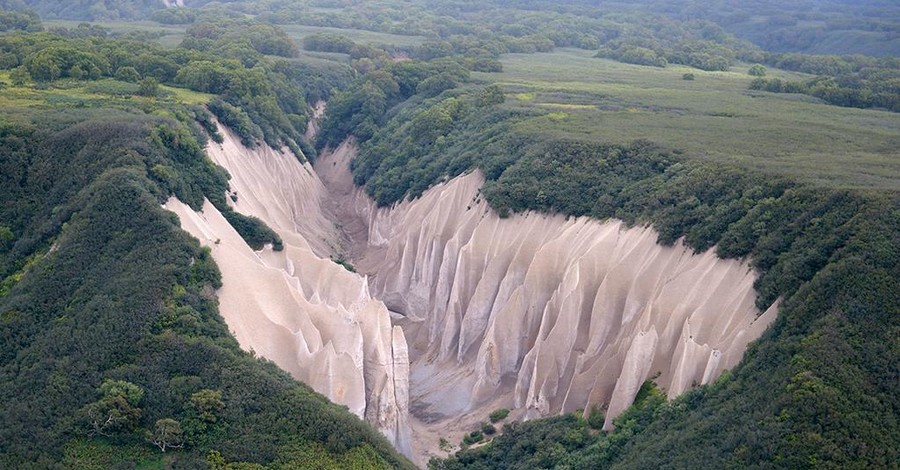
[
  {"xmin": 0, "ymin": 1, "xmax": 896, "ymax": 467},
  {"xmin": 165, "ymin": 118, "xmax": 776, "ymax": 465}
]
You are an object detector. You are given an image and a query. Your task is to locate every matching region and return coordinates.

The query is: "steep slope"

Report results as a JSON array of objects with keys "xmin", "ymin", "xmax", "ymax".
[
  {"xmin": 164, "ymin": 122, "xmax": 775, "ymax": 464},
  {"xmin": 360, "ymin": 170, "xmax": 776, "ymax": 423},
  {"xmin": 165, "ymin": 110, "xmax": 774, "ymax": 465},
  {"xmin": 315, "ymin": 140, "xmax": 776, "ymax": 462},
  {"xmin": 165, "ymin": 124, "xmax": 412, "ymax": 456},
  {"xmin": 0, "ymin": 116, "xmax": 412, "ymax": 469}
]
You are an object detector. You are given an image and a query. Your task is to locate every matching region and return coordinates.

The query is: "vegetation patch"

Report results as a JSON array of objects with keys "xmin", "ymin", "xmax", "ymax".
[{"xmin": 539, "ymin": 102, "xmax": 595, "ymax": 110}]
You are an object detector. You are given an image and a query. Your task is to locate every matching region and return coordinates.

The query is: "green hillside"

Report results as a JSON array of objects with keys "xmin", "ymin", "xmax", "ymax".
[
  {"xmin": 0, "ymin": 109, "xmax": 412, "ymax": 470},
  {"xmin": 0, "ymin": 17, "xmax": 412, "ymax": 470},
  {"xmin": 306, "ymin": 3, "xmax": 898, "ymax": 466},
  {"xmin": 1, "ymin": 1, "xmax": 898, "ymax": 468}
]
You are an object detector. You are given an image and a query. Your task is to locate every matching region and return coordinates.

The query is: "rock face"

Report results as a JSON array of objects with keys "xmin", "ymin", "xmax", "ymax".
[
  {"xmin": 166, "ymin": 125, "xmax": 776, "ymax": 466},
  {"xmin": 304, "ymin": 101, "xmax": 326, "ymax": 142},
  {"xmin": 316, "ymin": 140, "xmax": 777, "ymax": 438},
  {"xmin": 164, "ymin": 125, "xmax": 411, "ymax": 456}
]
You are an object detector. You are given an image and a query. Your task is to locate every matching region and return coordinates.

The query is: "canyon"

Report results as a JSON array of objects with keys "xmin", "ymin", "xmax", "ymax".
[{"xmin": 165, "ymin": 122, "xmax": 776, "ymax": 466}]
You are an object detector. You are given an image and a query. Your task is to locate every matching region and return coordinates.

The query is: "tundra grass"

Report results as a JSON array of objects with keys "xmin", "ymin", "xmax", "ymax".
[
  {"xmin": 0, "ymin": 73, "xmax": 213, "ymax": 114},
  {"xmin": 280, "ymin": 24, "xmax": 426, "ymax": 48},
  {"xmin": 43, "ymin": 20, "xmax": 187, "ymax": 48},
  {"xmin": 476, "ymin": 49, "xmax": 900, "ymax": 191}
]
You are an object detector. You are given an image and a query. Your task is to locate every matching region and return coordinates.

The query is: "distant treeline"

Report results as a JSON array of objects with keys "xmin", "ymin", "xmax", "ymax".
[
  {"xmin": 283, "ymin": 0, "xmax": 898, "ymax": 113},
  {"xmin": 751, "ymin": 54, "xmax": 900, "ymax": 112},
  {"xmin": 7, "ymin": 1, "xmax": 895, "ymax": 114},
  {"xmin": 4, "ymin": 0, "xmax": 896, "ymax": 58},
  {"xmin": 287, "ymin": 1, "xmax": 760, "ymax": 73},
  {"xmin": 0, "ymin": 0, "xmax": 215, "ymax": 21},
  {"xmin": 0, "ymin": 8, "xmax": 40, "ymax": 31},
  {"xmin": 0, "ymin": 18, "xmax": 356, "ymax": 156}
]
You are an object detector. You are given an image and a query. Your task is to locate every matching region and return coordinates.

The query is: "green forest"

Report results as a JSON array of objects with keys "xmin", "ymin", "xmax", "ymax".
[
  {"xmin": 1, "ymin": 0, "xmax": 898, "ymax": 468},
  {"xmin": 0, "ymin": 13, "xmax": 413, "ymax": 470},
  {"xmin": 0, "ymin": 111, "xmax": 413, "ymax": 469}
]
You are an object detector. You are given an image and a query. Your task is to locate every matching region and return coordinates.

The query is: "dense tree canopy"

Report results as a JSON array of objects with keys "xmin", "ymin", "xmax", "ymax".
[{"xmin": 0, "ymin": 111, "xmax": 413, "ymax": 469}]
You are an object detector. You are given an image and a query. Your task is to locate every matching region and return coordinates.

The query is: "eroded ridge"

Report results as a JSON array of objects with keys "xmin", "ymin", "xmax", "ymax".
[
  {"xmin": 165, "ymin": 125, "xmax": 411, "ymax": 456},
  {"xmin": 166, "ymin": 129, "xmax": 775, "ymax": 466},
  {"xmin": 317, "ymin": 141, "xmax": 776, "ymax": 435}
]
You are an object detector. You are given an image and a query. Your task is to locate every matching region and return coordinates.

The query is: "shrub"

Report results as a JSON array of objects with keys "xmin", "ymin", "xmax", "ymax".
[
  {"xmin": 115, "ymin": 66, "xmax": 141, "ymax": 83},
  {"xmin": 221, "ymin": 210, "xmax": 283, "ymax": 251},
  {"xmin": 587, "ymin": 406, "xmax": 605, "ymax": 430},
  {"xmin": 489, "ymin": 408, "xmax": 510, "ymax": 423},
  {"xmin": 462, "ymin": 431, "xmax": 484, "ymax": 445},
  {"xmin": 137, "ymin": 78, "xmax": 159, "ymax": 97},
  {"xmin": 748, "ymin": 64, "xmax": 767, "ymax": 77}
]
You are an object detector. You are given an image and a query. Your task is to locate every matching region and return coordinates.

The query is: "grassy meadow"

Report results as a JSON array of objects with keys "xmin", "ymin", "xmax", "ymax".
[
  {"xmin": 0, "ymin": 71, "xmax": 213, "ymax": 125},
  {"xmin": 477, "ymin": 49, "xmax": 900, "ymax": 190},
  {"xmin": 44, "ymin": 20, "xmax": 188, "ymax": 48},
  {"xmin": 280, "ymin": 23, "xmax": 426, "ymax": 48}
]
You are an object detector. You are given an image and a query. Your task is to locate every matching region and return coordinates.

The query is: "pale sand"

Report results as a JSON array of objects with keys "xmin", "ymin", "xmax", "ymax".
[{"xmin": 166, "ymin": 123, "xmax": 776, "ymax": 467}]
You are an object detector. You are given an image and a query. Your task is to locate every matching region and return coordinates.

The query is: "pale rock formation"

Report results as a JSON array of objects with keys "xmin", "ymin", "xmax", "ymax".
[
  {"xmin": 164, "ymin": 124, "xmax": 411, "ymax": 456},
  {"xmin": 316, "ymin": 141, "xmax": 777, "ymax": 442},
  {"xmin": 167, "ymin": 121, "xmax": 776, "ymax": 467},
  {"xmin": 162, "ymin": 0, "xmax": 184, "ymax": 8},
  {"xmin": 304, "ymin": 101, "xmax": 326, "ymax": 142}
]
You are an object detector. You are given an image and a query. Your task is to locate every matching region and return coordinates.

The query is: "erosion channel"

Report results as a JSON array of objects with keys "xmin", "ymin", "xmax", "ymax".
[{"xmin": 164, "ymin": 121, "xmax": 777, "ymax": 467}]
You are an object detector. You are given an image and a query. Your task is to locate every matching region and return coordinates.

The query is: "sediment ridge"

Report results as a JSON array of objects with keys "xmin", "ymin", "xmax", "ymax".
[{"xmin": 165, "ymin": 123, "xmax": 776, "ymax": 466}]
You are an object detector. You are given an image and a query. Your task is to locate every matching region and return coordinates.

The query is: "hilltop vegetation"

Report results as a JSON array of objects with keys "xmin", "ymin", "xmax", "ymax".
[
  {"xmin": 490, "ymin": 50, "xmax": 899, "ymax": 189},
  {"xmin": 0, "ymin": 16, "xmax": 413, "ymax": 469},
  {"xmin": 0, "ymin": 15, "xmax": 358, "ymax": 156}
]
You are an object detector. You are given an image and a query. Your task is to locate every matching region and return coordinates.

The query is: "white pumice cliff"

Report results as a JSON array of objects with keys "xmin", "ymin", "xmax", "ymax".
[
  {"xmin": 163, "ymin": 125, "xmax": 412, "ymax": 457},
  {"xmin": 165, "ymin": 122, "xmax": 776, "ymax": 466}
]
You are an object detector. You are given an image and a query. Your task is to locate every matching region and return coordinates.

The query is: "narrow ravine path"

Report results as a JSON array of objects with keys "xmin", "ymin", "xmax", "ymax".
[{"xmin": 313, "ymin": 138, "xmax": 373, "ymax": 263}]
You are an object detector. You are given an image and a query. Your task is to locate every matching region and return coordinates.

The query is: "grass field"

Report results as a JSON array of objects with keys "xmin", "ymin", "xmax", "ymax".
[
  {"xmin": 0, "ymin": 72, "xmax": 213, "ymax": 125},
  {"xmin": 281, "ymin": 23, "xmax": 426, "ymax": 48},
  {"xmin": 44, "ymin": 20, "xmax": 187, "ymax": 48},
  {"xmin": 477, "ymin": 49, "xmax": 900, "ymax": 191}
]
